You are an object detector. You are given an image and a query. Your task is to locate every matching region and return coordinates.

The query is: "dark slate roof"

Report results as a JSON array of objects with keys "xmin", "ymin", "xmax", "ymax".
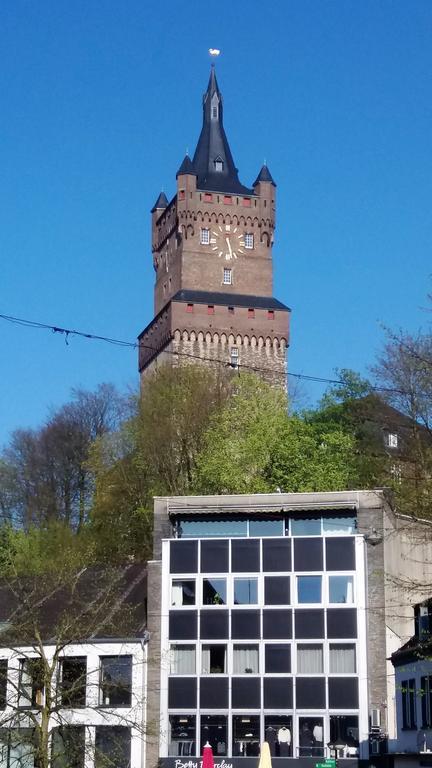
[
  {"xmin": 176, "ymin": 154, "xmax": 196, "ymax": 178},
  {"xmin": 172, "ymin": 289, "xmax": 290, "ymax": 312},
  {"xmin": 390, "ymin": 634, "xmax": 432, "ymax": 667},
  {"xmin": 0, "ymin": 563, "xmax": 147, "ymax": 645},
  {"xmin": 253, "ymin": 164, "xmax": 276, "ymax": 187},
  {"xmin": 192, "ymin": 66, "xmax": 254, "ymax": 196},
  {"xmin": 151, "ymin": 191, "xmax": 169, "ymax": 213}
]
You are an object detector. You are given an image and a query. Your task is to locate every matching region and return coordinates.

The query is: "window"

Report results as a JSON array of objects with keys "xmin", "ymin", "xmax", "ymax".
[
  {"xmin": 242, "ymin": 198, "xmax": 251, "ymax": 207},
  {"xmin": 264, "ymin": 716, "xmax": 292, "ymax": 757},
  {"xmin": 186, "ymin": 303, "xmax": 194, "ymax": 313},
  {"xmin": 0, "ymin": 661, "xmax": 6, "ymax": 709},
  {"xmin": 291, "ymin": 516, "xmax": 321, "ymax": 536},
  {"xmin": 223, "ymin": 196, "xmax": 232, "ymax": 205},
  {"xmin": 233, "ymin": 645, "xmax": 259, "ymax": 674},
  {"xmin": 0, "ymin": 729, "xmax": 39, "ymax": 768},
  {"xmin": 329, "ymin": 644, "xmax": 356, "ymax": 673},
  {"xmin": 330, "ymin": 716, "xmax": 359, "ymax": 757},
  {"xmin": 214, "ymin": 158, "xmax": 224, "ymax": 172},
  {"xmin": 329, "ymin": 576, "xmax": 354, "ymax": 604},
  {"xmin": 265, "ymin": 644, "xmax": 291, "ymax": 673},
  {"xmin": 265, "ymin": 576, "xmax": 290, "ymax": 605},
  {"xmin": 228, "ymin": 306, "xmax": 235, "ymax": 315},
  {"xmin": 99, "ymin": 656, "xmax": 132, "ymax": 707},
  {"xmin": 223, "ymin": 268, "xmax": 232, "ymax": 285},
  {"xmin": 178, "ymin": 189, "xmax": 185, "ymax": 200},
  {"xmin": 19, "ymin": 659, "xmax": 44, "ymax": 707},
  {"xmin": 170, "ymin": 645, "xmax": 196, "ymax": 675},
  {"xmin": 201, "ymin": 645, "xmax": 226, "ymax": 674},
  {"xmin": 168, "ymin": 715, "xmax": 196, "ymax": 757},
  {"xmin": 248, "ymin": 308, "xmax": 255, "ymax": 319},
  {"xmin": 401, "ymin": 678, "xmax": 417, "ymax": 729},
  {"xmin": 244, "ymin": 233, "xmax": 254, "ymax": 249},
  {"xmin": 207, "ymin": 305, "xmax": 215, "ymax": 315},
  {"xmin": 233, "ymin": 716, "xmax": 260, "ymax": 757},
  {"xmin": 204, "ymin": 193, "xmax": 213, "ymax": 203},
  {"xmin": 171, "ymin": 580, "xmax": 195, "ymax": 606},
  {"xmin": 179, "ymin": 518, "xmax": 247, "ymax": 538},
  {"xmin": 299, "ymin": 717, "xmax": 324, "ymax": 757},
  {"xmin": 234, "ymin": 578, "xmax": 258, "ymax": 605},
  {"xmin": 200, "ymin": 715, "xmax": 227, "ymax": 756},
  {"xmin": 386, "ymin": 432, "xmax": 398, "ymax": 448},
  {"xmin": 200, "ymin": 228, "xmax": 210, "ymax": 244},
  {"xmin": 297, "ymin": 576, "xmax": 322, "ymax": 604},
  {"xmin": 203, "ymin": 578, "xmax": 226, "ymax": 605},
  {"xmin": 230, "ymin": 346, "xmax": 239, "ymax": 368},
  {"xmin": 297, "ymin": 644, "xmax": 323, "ymax": 674},
  {"xmin": 391, "ymin": 463, "xmax": 402, "ymax": 483},
  {"xmin": 211, "ymin": 106, "xmax": 218, "ymax": 120},
  {"xmin": 52, "ymin": 726, "xmax": 85, "ymax": 768},
  {"xmin": 421, "ymin": 676, "xmax": 432, "ymax": 727},
  {"xmin": 58, "ymin": 657, "xmax": 87, "ymax": 707},
  {"xmin": 250, "ymin": 518, "xmax": 284, "ymax": 537},
  {"xmin": 323, "ymin": 515, "xmax": 356, "ymax": 534},
  {"xmin": 95, "ymin": 727, "xmax": 131, "ymax": 768},
  {"xmin": 267, "ymin": 310, "xmax": 274, "ymax": 320}
]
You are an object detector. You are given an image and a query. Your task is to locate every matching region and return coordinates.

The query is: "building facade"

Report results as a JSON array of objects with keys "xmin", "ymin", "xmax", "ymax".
[{"xmin": 138, "ymin": 67, "xmax": 290, "ymax": 384}]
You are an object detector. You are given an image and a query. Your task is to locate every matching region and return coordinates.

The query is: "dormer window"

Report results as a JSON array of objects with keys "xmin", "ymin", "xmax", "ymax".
[
  {"xmin": 214, "ymin": 157, "xmax": 224, "ymax": 172},
  {"xmin": 385, "ymin": 432, "xmax": 398, "ymax": 449},
  {"xmin": 211, "ymin": 94, "xmax": 219, "ymax": 121},
  {"xmin": 211, "ymin": 106, "xmax": 218, "ymax": 119}
]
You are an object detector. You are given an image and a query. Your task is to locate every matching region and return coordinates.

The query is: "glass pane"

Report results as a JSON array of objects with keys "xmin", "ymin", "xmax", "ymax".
[
  {"xmin": 95, "ymin": 727, "xmax": 131, "ymax": 768},
  {"xmin": 168, "ymin": 715, "xmax": 196, "ymax": 757},
  {"xmin": 200, "ymin": 715, "xmax": 227, "ymax": 756},
  {"xmin": 100, "ymin": 657, "xmax": 132, "ymax": 707},
  {"xmin": 329, "ymin": 715, "xmax": 359, "ymax": 756},
  {"xmin": 323, "ymin": 516, "xmax": 356, "ymax": 534},
  {"xmin": 291, "ymin": 517, "xmax": 321, "ymax": 536},
  {"xmin": 234, "ymin": 578, "xmax": 258, "ymax": 604},
  {"xmin": 298, "ymin": 718, "xmax": 324, "ymax": 757},
  {"xmin": 171, "ymin": 580, "xmax": 195, "ymax": 607},
  {"xmin": 265, "ymin": 576, "xmax": 290, "ymax": 605},
  {"xmin": 201, "ymin": 645, "xmax": 226, "ymax": 674},
  {"xmin": 60, "ymin": 657, "xmax": 86, "ymax": 707},
  {"xmin": 203, "ymin": 579, "xmax": 226, "ymax": 605},
  {"xmin": 233, "ymin": 716, "xmax": 260, "ymax": 757},
  {"xmin": 329, "ymin": 644, "xmax": 356, "ymax": 673},
  {"xmin": 233, "ymin": 645, "xmax": 259, "ymax": 674},
  {"xmin": 265, "ymin": 644, "xmax": 291, "ymax": 673},
  {"xmin": 297, "ymin": 644, "xmax": 323, "ymax": 673},
  {"xmin": 249, "ymin": 519, "xmax": 284, "ymax": 537},
  {"xmin": 264, "ymin": 716, "xmax": 292, "ymax": 757},
  {"xmin": 179, "ymin": 519, "xmax": 247, "ymax": 538},
  {"xmin": 52, "ymin": 727, "xmax": 85, "ymax": 768},
  {"xmin": 329, "ymin": 576, "xmax": 354, "ymax": 604},
  {"xmin": 170, "ymin": 645, "xmax": 196, "ymax": 675},
  {"xmin": 297, "ymin": 576, "xmax": 321, "ymax": 603}
]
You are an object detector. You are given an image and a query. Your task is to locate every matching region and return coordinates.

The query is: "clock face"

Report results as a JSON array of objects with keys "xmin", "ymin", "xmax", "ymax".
[{"xmin": 209, "ymin": 224, "xmax": 246, "ymax": 261}]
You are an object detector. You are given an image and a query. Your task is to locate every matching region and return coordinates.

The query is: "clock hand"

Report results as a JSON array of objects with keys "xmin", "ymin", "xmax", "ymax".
[{"xmin": 225, "ymin": 237, "xmax": 232, "ymax": 257}]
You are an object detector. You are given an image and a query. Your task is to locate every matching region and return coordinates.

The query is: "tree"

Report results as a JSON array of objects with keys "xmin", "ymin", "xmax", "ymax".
[
  {"xmin": 0, "ymin": 537, "xmax": 147, "ymax": 768},
  {"xmin": 0, "ymin": 384, "xmax": 126, "ymax": 531},
  {"xmin": 194, "ymin": 374, "xmax": 357, "ymax": 494}
]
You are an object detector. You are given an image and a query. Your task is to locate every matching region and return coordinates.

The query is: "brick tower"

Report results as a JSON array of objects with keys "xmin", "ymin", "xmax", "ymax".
[{"xmin": 138, "ymin": 66, "xmax": 290, "ymax": 384}]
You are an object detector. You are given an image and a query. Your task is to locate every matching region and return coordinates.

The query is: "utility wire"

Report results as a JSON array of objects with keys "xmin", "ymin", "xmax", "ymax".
[{"xmin": 0, "ymin": 311, "xmax": 406, "ymax": 394}]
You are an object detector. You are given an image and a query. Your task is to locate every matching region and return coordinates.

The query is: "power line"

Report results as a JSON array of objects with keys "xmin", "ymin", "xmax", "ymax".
[{"xmin": 0, "ymin": 310, "xmax": 405, "ymax": 394}]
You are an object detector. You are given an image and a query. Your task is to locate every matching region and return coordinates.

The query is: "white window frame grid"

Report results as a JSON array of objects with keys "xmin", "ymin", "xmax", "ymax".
[
  {"xmin": 223, "ymin": 268, "xmax": 232, "ymax": 285},
  {"xmin": 244, "ymin": 232, "xmax": 254, "ymax": 249},
  {"xmin": 200, "ymin": 228, "xmax": 210, "ymax": 245},
  {"xmin": 175, "ymin": 515, "xmax": 357, "ymax": 539}
]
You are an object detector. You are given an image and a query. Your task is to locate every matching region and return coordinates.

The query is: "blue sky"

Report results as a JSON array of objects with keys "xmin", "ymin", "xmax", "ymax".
[{"xmin": 1, "ymin": 0, "xmax": 431, "ymax": 444}]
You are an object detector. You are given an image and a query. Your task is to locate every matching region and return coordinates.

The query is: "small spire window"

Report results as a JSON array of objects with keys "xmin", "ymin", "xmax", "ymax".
[{"xmin": 214, "ymin": 157, "xmax": 224, "ymax": 173}]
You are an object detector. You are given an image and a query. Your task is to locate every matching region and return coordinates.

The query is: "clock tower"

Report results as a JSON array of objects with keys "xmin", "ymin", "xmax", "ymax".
[{"xmin": 138, "ymin": 66, "xmax": 290, "ymax": 384}]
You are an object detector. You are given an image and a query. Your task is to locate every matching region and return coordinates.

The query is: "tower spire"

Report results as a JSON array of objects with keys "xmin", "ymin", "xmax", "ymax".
[{"xmin": 192, "ymin": 67, "xmax": 253, "ymax": 195}]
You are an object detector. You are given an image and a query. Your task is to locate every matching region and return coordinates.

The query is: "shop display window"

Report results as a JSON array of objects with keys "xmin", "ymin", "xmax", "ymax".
[
  {"xmin": 298, "ymin": 717, "xmax": 324, "ymax": 757},
  {"xmin": 168, "ymin": 715, "xmax": 196, "ymax": 757},
  {"xmin": 264, "ymin": 716, "xmax": 293, "ymax": 757},
  {"xmin": 200, "ymin": 715, "xmax": 227, "ymax": 756},
  {"xmin": 233, "ymin": 716, "xmax": 260, "ymax": 757}
]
